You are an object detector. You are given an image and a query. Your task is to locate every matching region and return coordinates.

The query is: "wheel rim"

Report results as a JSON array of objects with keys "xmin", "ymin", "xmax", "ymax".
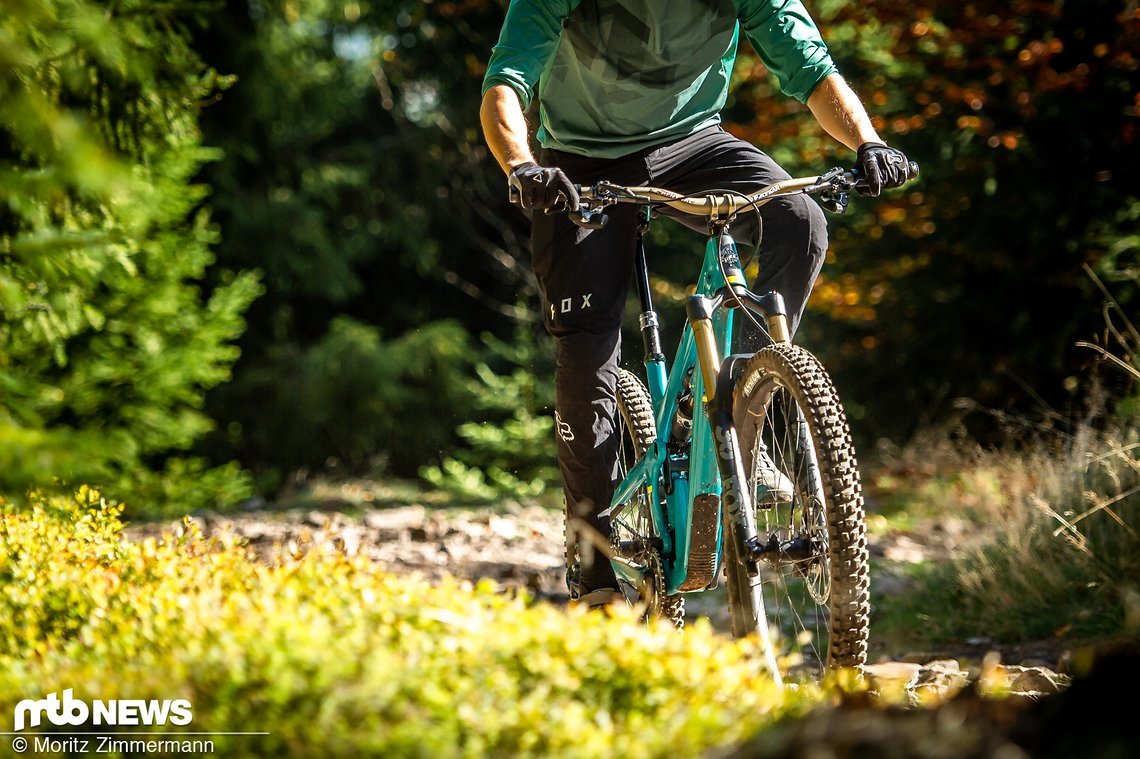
[
  {"xmin": 608, "ymin": 373, "xmax": 658, "ymax": 603},
  {"xmin": 609, "ymin": 371, "xmax": 683, "ymax": 626},
  {"xmin": 752, "ymin": 384, "xmax": 833, "ymax": 676},
  {"xmin": 733, "ymin": 344, "xmax": 870, "ymax": 675}
]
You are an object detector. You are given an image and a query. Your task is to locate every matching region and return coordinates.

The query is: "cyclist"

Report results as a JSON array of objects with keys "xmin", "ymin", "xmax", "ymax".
[{"xmin": 480, "ymin": 0, "xmax": 914, "ymax": 608}]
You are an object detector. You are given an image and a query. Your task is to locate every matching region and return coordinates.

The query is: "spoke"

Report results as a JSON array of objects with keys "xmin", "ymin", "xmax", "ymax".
[
  {"xmin": 749, "ymin": 385, "xmax": 835, "ymax": 676},
  {"xmin": 732, "ymin": 344, "xmax": 870, "ymax": 674},
  {"xmin": 765, "ymin": 570, "xmax": 828, "ymax": 673}
]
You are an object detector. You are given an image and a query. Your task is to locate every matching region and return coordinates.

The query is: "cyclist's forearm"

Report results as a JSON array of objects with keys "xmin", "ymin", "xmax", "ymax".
[
  {"xmin": 806, "ymin": 73, "xmax": 884, "ymax": 152},
  {"xmin": 480, "ymin": 85, "xmax": 535, "ymax": 174}
]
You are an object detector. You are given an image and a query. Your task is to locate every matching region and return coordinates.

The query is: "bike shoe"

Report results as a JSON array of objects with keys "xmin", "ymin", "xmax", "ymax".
[
  {"xmin": 565, "ymin": 561, "xmax": 582, "ymax": 599},
  {"xmin": 573, "ymin": 588, "xmax": 626, "ymax": 611},
  {"xmin": 754, "ymin": 447, "xmax": 794, "ymax": 506}
]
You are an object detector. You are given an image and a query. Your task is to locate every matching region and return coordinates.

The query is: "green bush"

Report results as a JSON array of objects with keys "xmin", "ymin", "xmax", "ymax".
[
  {"xmin": 874, "ymin": 420, "xmax": 1140, "ymax": 646},
  {"xmin": 421, "ymin": 330, "xmax": 560, "ymax": 502},
  {"xmin": 0, "ymin": 0, "xmax": 260, "ymax": 512},
  {"xmin": 0, "ymin": 491, "xmax": 815, "ymax": 757}
]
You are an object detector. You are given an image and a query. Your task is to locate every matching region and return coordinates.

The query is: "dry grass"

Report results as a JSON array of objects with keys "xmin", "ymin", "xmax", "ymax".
[
  {"xmin": 871, "ymin": 417, "xmax": 1140, "ymax": 646},
  {"xmin": 874, "ymin": 262, "xmax": 1140, "ymax": 648}
]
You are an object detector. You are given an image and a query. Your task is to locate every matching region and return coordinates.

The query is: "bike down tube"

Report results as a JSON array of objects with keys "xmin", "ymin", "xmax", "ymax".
[{"xmin": 664, "ymin": 232, "xmax": 736, "ymax": 594}]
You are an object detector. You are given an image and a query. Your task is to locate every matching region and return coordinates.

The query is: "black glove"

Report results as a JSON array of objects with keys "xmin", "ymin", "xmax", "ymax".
[
  {"xmin": 856, "ymin": 143, "xmax": 914, "ymax": 196},
  {"xmin": 507, "ymin": 162, "xmax": 579, "ymax": 212}
]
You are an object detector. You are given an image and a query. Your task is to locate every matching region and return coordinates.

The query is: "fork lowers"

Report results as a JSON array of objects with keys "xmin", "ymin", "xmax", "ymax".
[
  {"xmin": 685, "ymin": 292, "xmax": 726, "ymax": 410},
  {"xmin": 766, "ymin": 312, "xmax": 791, "ymax": 343}
]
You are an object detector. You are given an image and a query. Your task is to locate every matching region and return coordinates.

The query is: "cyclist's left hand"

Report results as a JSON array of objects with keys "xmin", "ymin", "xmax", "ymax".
[{"xmin": 856, "ymin": 143, "xmax": 915, "ymax": 196}]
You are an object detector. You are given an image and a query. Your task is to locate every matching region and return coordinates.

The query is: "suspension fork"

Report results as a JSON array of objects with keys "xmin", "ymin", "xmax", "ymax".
[
  {"xmin": 796, "ymin": 406, "xmax": 824, "ymax": 506},
  {"xmin": 686, "ymin": 282, "xmax": 794, "ymax": 575},
  {"xmin": 688, "ymin": 225, "xmax": 791, "ymax": 397},
  {"xmin": 686, "ymin": 294, "xmax": 762, "ymax": 576}
]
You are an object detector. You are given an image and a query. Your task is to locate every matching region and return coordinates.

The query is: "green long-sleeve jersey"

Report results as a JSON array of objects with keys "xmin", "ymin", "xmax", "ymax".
[{"xmin": 481, "ymin": 0, "xmax": 836, "ymax": 158}]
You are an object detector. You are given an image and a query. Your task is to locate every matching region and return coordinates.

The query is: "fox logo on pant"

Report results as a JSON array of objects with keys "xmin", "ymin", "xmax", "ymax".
[
  {"xmin": 550, "ymin": 293, "xmax": 593, "ymax": 321},
  {"xmin": 555, "ymin": 411, "xmax": 575, "ymax": 443}
]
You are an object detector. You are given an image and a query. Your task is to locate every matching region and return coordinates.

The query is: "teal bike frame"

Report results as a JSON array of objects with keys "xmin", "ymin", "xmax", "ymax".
[
  {"xmin": 604, "ymin": 205, "xmax": 791, "ymax": 596},
  {"xmin": 570, "ymin": 164, "xmax": 915, "ymax": 680}
]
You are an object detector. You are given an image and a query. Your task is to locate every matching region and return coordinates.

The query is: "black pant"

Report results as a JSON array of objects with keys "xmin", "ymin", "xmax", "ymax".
[{"xmin": 531, "ymin": 126, "xmax": 828, "ymax": 592}]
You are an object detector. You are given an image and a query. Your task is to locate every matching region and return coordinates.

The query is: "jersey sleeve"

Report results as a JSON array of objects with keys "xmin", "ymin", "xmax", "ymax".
[
  {"xmin": 481, "ymin": 0, "xmax": 574, "ymax": 109},
  {"xmin": 736, "ymin": 0, "xmax": 837, "ymax": 103}
]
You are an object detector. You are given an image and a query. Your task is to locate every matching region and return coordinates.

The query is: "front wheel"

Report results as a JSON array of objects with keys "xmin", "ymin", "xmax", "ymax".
[{"xmin": 728, "ymin": 343, "xmax": 870, "ymax": 677}]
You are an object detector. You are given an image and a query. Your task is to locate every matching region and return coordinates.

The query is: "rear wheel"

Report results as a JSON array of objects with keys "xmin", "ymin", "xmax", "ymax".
[
  {"xmin": 729, "ymin": 343, "xmax": 869, "ymax": 676},
  {"xmin": 611, "ymin": 369, "xmax": 683, "ymax": 627}
]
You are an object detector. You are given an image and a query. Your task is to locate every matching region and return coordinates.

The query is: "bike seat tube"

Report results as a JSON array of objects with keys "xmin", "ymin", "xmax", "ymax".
[{"xmin": 635, "ymin": 208, "xmax": 664, "ymax": 363}]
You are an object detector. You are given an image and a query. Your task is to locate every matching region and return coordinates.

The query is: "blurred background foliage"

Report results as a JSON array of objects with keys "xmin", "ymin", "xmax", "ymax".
[
  {"xmin": 1, "ymin": 0, "xmax": 1137, "ymax": 510},
  {"xmin": 0, "ymin": 0, "xmax": 261, "ymax": 512}
]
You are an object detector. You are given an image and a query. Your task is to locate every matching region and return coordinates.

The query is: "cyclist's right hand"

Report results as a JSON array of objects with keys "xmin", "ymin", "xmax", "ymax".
[{"xmin": 508, "ymin": 162, "xmax": 580, "ymax": 212}]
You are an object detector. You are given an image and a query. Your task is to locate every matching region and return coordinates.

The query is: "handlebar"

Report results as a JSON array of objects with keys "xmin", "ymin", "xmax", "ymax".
[{"xmin": 565, "ymin": 161, "xmax": 919, "ymax": 229}]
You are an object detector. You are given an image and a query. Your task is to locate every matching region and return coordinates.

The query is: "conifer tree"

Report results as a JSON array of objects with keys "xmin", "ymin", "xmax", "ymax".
[{"xmin": 0, "ymin": 0, "xmax": 261, "ymax": 511}]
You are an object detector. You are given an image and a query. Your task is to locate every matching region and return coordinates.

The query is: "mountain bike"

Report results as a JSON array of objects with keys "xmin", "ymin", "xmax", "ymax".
[{"xmin": 562, "ymin": 163, "xmax": 918, "ymax": 682}]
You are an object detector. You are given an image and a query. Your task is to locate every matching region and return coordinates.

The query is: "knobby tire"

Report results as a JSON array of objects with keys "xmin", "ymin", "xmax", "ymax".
[
  {"xmin": 614, "ymin": 369, "xmax": 684, "ymax": 628},
  {"xmin": 730, "ymin": 343, "xmax": 870, "ymax": 675}
]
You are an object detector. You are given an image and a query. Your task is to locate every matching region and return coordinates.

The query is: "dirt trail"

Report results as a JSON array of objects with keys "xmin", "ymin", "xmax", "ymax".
[{"xmin": 127, "ymin": 482, "xmax": 1076, "ymax": 699}]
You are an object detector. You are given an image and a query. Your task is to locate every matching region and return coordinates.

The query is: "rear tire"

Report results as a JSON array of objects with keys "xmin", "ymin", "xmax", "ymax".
[
  {"xmin": 612, "ymin": 369, "xmax": 684, "ymax": 628},
  {"xmin": 729, "ymin": 343, "xmax": 869, "ymax": 676}
]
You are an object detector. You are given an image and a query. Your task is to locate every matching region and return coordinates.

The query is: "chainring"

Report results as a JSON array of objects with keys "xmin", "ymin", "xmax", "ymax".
[{"xmin": 641, "ymin": 545, "xmax": 684, "ymax": 629}]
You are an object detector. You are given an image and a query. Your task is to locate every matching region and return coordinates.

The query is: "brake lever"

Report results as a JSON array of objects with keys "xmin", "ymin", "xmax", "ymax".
[
  {"xmin": 509, "ymin": 182, "xmax": 603, "ymax": 227},
  {"xmin": 818, "ymin": 159, "xmax": 921, "ymax": 214},
  {"xmin": 816, "ymin": 166, "xmax": 851, "ymax": 214},
  {"xmin": 820, "ymin": 188, "xmax": 850, "ymax": 214},
  {"xmin": 569, "ymin": 206, "xmax": 608, "ymax": 229}
]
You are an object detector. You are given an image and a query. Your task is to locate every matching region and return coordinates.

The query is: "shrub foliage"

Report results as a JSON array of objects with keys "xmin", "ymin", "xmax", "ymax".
[
  {"xmin": 874, "ymin": 421, "xmax": 1140, "ymax": 646},
  {"xmin": 0, "ymin": 491, "xmax": 811, "ymax": 757}
]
